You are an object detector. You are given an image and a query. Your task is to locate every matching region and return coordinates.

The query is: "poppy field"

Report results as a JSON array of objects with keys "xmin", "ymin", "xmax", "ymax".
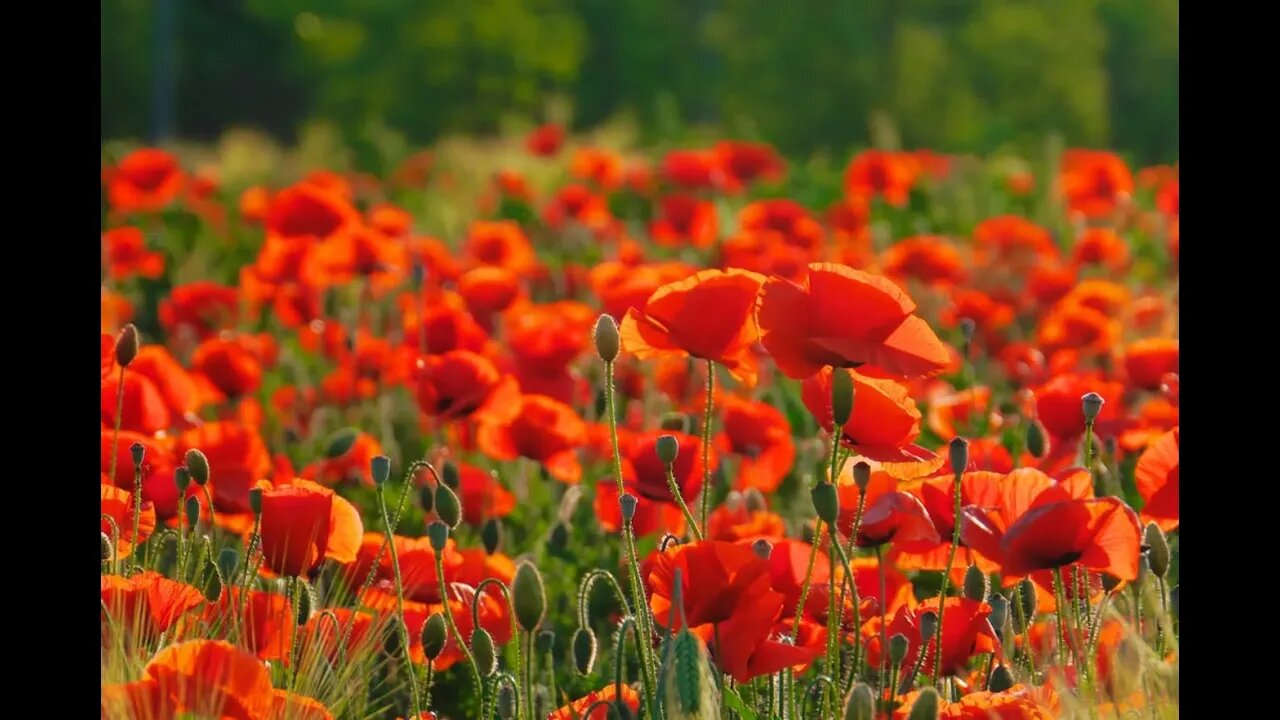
[{"xmin": 100, "ymin": 133, "xmax": 1179, "ymax": 719}]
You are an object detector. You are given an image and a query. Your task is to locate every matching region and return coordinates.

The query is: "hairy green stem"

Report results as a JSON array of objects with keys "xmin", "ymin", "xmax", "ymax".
[
  {"xmin": 931, "ymin": 466, "xmax": 964, "ymax": 686},
  {"xmin": 379, "ymin": 484, "xmax": 422, "ymax": 718},
  {"xmin": 699, "ymin": 359, "xmax": 715, "ymax": 532}
]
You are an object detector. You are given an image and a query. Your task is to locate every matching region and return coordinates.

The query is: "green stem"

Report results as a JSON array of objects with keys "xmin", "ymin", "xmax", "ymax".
[
  {"xmin": 380, "ymin": 485, "xmax": 422, "ymax": 718},
  {"xmin": 790, "ymin": 518, "xmax": 824, "ymax": 642},
  {"xmin": 699, "ymin": 359, "xmax": 715, "ymax": 532},
  {"xmin": 434, "ymin": 547, "xmax": 482, "ymax": 707},
  {"xmin": 931, "ymin": 467, "xmax": 964, "ymax": 686},
  {"xmin": 664, "ymin": 464, "xmax": 703, "ymax": 540},
  {"xmin": 1155, "ymin": 577, "xmax": 1168, "ymax": 657},
  {"xmin": 827, "ymin": 531, "xmax": 862, "ymax": 695},
  {"xmin": 1052, "ymin": 569, "xmax": 1070, "ymax": 672},
  {"xmin": 876, "ymin": 545, "xmax": 890, "ymax": 701},
  {"xmin": 201, "ymin": 484, "xmax": 218, "ymax": 536},
  {"xmin": 473, "ymin": 578, "xmax": 523, "ymax": 720},
  {"xmin": 130, "ymin": 461, "xmax": 143, "ymax": 572}
]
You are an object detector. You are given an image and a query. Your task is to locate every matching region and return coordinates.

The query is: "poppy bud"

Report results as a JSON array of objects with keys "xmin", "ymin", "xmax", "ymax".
[
  {"xmin": 441, "ymin": 460, "xmax": 460, "ymax": 489},
  {"xmin": 203, "ymin": 567, "xmax": 223, "ymax": 603},
  {"xmin": 843, "ymin": 682, "xmax": 875, "ymax": 720},
  {"xmin": 958, "ymin": 318, "xmax": 976, "ymax": 345},
  {"xmin": 294, "ymin": 580, "xmax": 314, "ymax": 624},
  {"xmin": 427, "ymin": 521, "xmax": 449, "ymax": 551},
  {"xmin": 101, "ymin": 533, "xmax": 113, "ymax": 561},
  {"xmin": 1018, "ymin": 577, "xmax": 1037, "ymax": 622},
  {"xmin": 751, "ymin": 539, "xmax": 773, "ymax": 560},
  {"xmin": 619, "ymin": 493, "xmax": 638, "ymax": 523},
  {"xmin": 801, "ymin": 522, "xmax": 817, "ymax": 544},
  {"xmin": 513, "ymin": 562, "xmax": 547, "ymax": 632},
  {"xmin": 434, "ymin": 482, "xmax": 462, "ymax": 529},
  {"xmin": 115, "ymin": 325, "xmax": 141, "ymax": 368},
  {"xmin": 412, "ymin": 260, "xmax": 427, "ymax": 288},
  {"xmin": 370, "ymin": 455, "xmax": 391, "ymax": 487},
  {"xmin": 919, "ymin": 611, "xmax": 938, "ymax": 641},
  {"xmin": 183, "ymin": 449, "xmax": 209, "ymax": 485},
  {"xmin": 987, "ymin": 664, "xmax": 1015, "ymax": 693},
  {"xmin": 743, "ymin": 488, "xmax": 766, "ymax": 513},
  {"xmin": 471, "ymin": 628, "xmax": 497, "ymax": 677},
  {"xmin": 1144, "ymin": 523, "xmax": 1170, "ymax": 578},
  {"xmin": 1081, "ymin": 392, "xmax": 1105, "ymax": 423},
  {"xmin": 218, "ymin": 547, "xmax": 239, "ymax": 580},
  {"xmin": 1101, "ymin": 572, "xmax": 1124, "ymax": 593},
  {"xmin": 889, "ymin": 634, "xmax": 909, "ymax": 666},
  {"xmin": 185, "ymin": 496, "xmax": 201, "ymax": 528},
  {"xmin": 130, "ymin": 442, "xmax": 146, "ymax": 469},
  {"xmin": 656, "ymin": 435, "xmax": 680, "ymax": 465},
  {"xmin": 572, "ymin": 627, "xmax": 598, "ymax": 675},
  {"xmin": 831, "ymin": 368, "xmax": 855, "ymax": 426},
  {"xmin": 852, "ymin": 461, "xmax": 871, "ymax": 491},
  {"xmin": 248, "ymin": 487, "xmax": 263, "ymax": 515},
  {"xmin": 536, "ymin": 630, "xmax": 555, "ymax": 655},
  {"xmin": 496, "ymin": 682, "xmax": 517, "ymax": 719},
  {"xmin": 1026, "ymin": 418, "xmax": 1049, "ymax": 459},
  {"xmin": 418, "ymin": 483, "xmax": 434, "ymax": 513},
  {"xmin": 593, "ymin": 314, "xmax": 621, "ymax": 363},
  {"xmin": 174, "ymin": 466, "xmax": 191, "ymax": 493},
  {"xmin": 481, "ymin": 518, "xmax": 502, "ymax": 555},
  {"xmin": 811, "ymin": 481, "xmax": 840, "ymax": 525},
  {"xmin": 661, "ymin": 628, "xmax": 719, "ymax": 720},
  {"xmin": 383, "ymin": 618, "xmax": 403, "ymax": 656},
  {"xmin": 660, "ymin": 413, "xmax": 690, "ymax": 433},
  {"xmin": 549, "ymin": 522, "xmax": 570, "ymax": 551},
  {"xmin": 422, "ymin": 613, "xmax": 447, "ymax": 660},
  {"xmin": 949, "ymin": 436, "xmax": 969, "ymax": 476},
  {"xmin": 1170, "ymin": 584, "xmax": 1179, "ymax": 620},
  {"xmin": 989, "ymin": 595, "xmax": 1009, "ymax": 641},
  {"xmin": 324, "ymin": 428, "xmax": 360, "ymax": 459},
  {"xmin": 906, "ymin": 687, "xmax": 939, "ymax": 720},
  {"xmin": 963, "ymin": 565, "xmax": 988, "ymax": 602}
]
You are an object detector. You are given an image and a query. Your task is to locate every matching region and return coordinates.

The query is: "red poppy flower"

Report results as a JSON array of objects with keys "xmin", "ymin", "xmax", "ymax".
[
  {"xmin": 457, "ymin": 267, "xmax": 522, "ymax": 330},
  {"xmin": 177, "ymin": 420, "xmax": 272, "ymax": 515},
  {"xmin": 595, "ymin": 478, "xmax": 688, "ymax": 538},
  {"xmin": 625, "ymin": 430, "xmax": 716, "ymax": 505},
  {"xmin": 141, "ymin": 640, "xmax": 274, "ymax": 720},
  {"xmin": 925, "ymin": 384, "xmax": 1000, "ymax": 440},
  {"xmin": 972, "ymin": 215, "xmax": 1059, "ymax": 267},
  {"xmin": 1135, "ymin": 427, "xmax": 1178, "ymax": 531},
  {"xmin": 104, "ymin": 148, "xmax": 185, "ymax": 212},
  {"xmin": 506, "ymin": 300, "xmax": 595, "ymax": 375},
  {"xmin": 101, "ymin": 571, "xmax": 204, "ymax": 639},
  {"xmin": 766, "ymin": 538, "xmax": 831, "ymax": 618},
  {"xmin": 651, "ymin": 194, "xmax": 719, "ymax": 249},
  {"xmin": 713, "ymin": 141, "xmax": 786, "ymax": 191},
  {"xmin": 1026, "ymin": 263, "xmax": 1078, "ymax": 308},
  {"xmin": 1072, "ymin": 227, "xmax": 1130, "ymax": 271},
  {"xmin": 270, "ymin": 691, "xmax": 334, "ymax": 720},
  {"xmin": 855, "ymin": 491, "xmax": 942, "ymax": 548},
  {"xmin": 266, "ymin": 184, "xmax": 360, "ymax": 240},
  {"xmin": 1032, "ymin": 373, "xmax": 1125, "ymax": 441},
  {"xmin": 548, "ymin": 685, "xmax": 640, "ymax": 720},
  {"xmin": 714, "ymin": 395, "xmax": 795, "ymax": 493},
  {"xmin": 476, "ymin": 394, "xmax": 587, "ymax": 483},
  {"xmin": 541, "ymin": 184, "xmax": 616, "ymax": 235},
  {"xmin": 464, "ymin": 220, "xmax": 537, "ymax": 277},
  {"xmin": 526, "ymin": 123, "xmax": 565, "ymax": 157},
  {"xmin": 662, "ymin": 149, "xmax": 719, "ymax": 189},
  {"xmin": 589, "ymin": 261, "xmax": 696, "ymax": 320},
  {"xmin": 310, "ymin": 226, "xmax": 410, "ymax": 295},
  {"xmin": 844, "ymin": 150, "xmax": 918, "ymax": 206},
  {"xmin": 570, "ymin": 147, "xmax": 625, "ymax": 190},
  {"xmin": 863, "ymin": 597, "xmax": 998, "ymax": 681},
  {"xmin": 101, "ymin": 485, "xmax": 155, "ymax": 559},
  {"xmin": 101, "ymin": 430, "xmax": 182, "ymax": 520},
  {"xmin": 202, "ymin": 587, "xmax": 293, "ymax": 661},
  {"xmin": 738, "ymin": 200, "xmax": 825, "ymax": 257},
  {"xmin": 415, "ymin": 350, "xmax": 517, "ymax": 422},
  {"xmin": 101, "ymin": 371, "xmax": 171, "ymax": 435},
  {"xmin": 368, "ymin": 202, "xmax": 413, "ymax": 237},
  {"xmin": 802, "ymin": 368, "xmax": 933, "ymax": 464},
  {"xmin": 130, "ymin": 346, "xmax": 203, "ymax": 421},
  {"xmin": 706, "ymin": 503, "xmax": 786, "ymax": 542},
  {"xmin": 758, "ymin": 262, "xmax": 951, "ymax": 380},
  {"xmin": 620, "ymin": 268, "xmax": 766, "ymax": 385},
  {"xmin": 880, "ymin": 236, "xmax": 967, "ymax": 287},
  {"xmin": 1122, "ymin": 338, "xmax": 1178, "ymax": 391},
  {"xmin": 301, "ymin": 432, "xmax": 384, "ymax": 487},
  {"xmin": 192, "ymin": 337, "xmax": 263, "ymax": 398},
  {"xmin": 255, "ymin": 478, "xmax": 363, "ymax": 577},
  {"xmin": 103, "ymin": 227, "xmax": 165, "ymax": 280},
  {"xmin": 300, "ymin": 608, "xmax": 377, "ymax": 666},
  {"xmin": 1059, "ymin": 150, "xmax": 1134, "ymax": 219},
  {"xmin": 101, "ymin": 679, "xmax": 180, "ymax": 719}
]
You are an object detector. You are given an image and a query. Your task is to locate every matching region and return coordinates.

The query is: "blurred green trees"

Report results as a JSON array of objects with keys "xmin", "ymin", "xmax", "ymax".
[{"xmin": 101, "ymin": 0, "xmax": 1177, "ymax": 162}]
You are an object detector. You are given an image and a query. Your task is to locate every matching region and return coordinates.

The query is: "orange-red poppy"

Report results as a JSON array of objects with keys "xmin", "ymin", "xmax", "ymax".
[
  {"xmin": 706, "ymin": 502, "xmax": 786, "ymax": 542},
  {"xmin": 844, "ymin": 150, "xmax": 918, "ymax": 206},
  {"xmin": 880, "ymin": 236, "xmax": 966, "ymax": 287},
  {"xmin": 506, "ymin": 300, "xmax": 595, "ymax": 375},
  {"xmin": 270, "ymin": 691, "xmax": 334, "ymax": 720},
  {"xmin": 103, "ymin": 227, "xmax": 165, "ymax": 280},
  {"xmin": 415, "ymin": 350, "xmax": 517, "ymax": 423},
  {"xmin": 265, "ymin": 184, "xmax": 360, "ymax": 240},
  {"xmin": 1135, "ymin": 426, "xmax": 1178, "ymax": 531},
  {"xmin": 255, "ymin": 478, "xmax": 362, "ymax": 577},
  {"xmin": 738, "ymin": 200, "xmax": 825, "ymax": 257},
  {"xmin": 624, "ymin": 430, "xmax": 716, "ymax": 506},
  {"xmin": 924, "ymin": 384, "xmax": 1000, "ymax": 440},
  {"xmin": 301, "ymin": 432, "xmax": 385, "ymax": 487},
  {"xmin": 192, "ymin": 337, "xmax": 263, "ymax": 398},
  {"xmin": 1035, "ymin": 300, "xmax": 1122, "ymax": 357},
  {"xmin": 620, "ymin": 268, "xmax": 766, "ymax": 385},
  {"xmin": 548, "ymin": 684, "xmax": 641, "ymax": 720},
  {"xmin": 662, "ymin": 149, "xmax": 719, "ymax": 189},
  {"xmin": 713, "ymin": 394, "xmax": 795, "ymax": 493},
  {"xmin": 101, "ymin": 485, "xmax": 156, "ymax": 559},
  {"xmin": 1072, "ymin": 227, "xmax": 1130, "ymax": 271},
  {"xmin": 368, "ymin": 202, "xmax": 414, "ymax": 237},
  {"xmin": 102, "ymin": 371, "xmax": 171, "ymax": 435},
  {"xmin": 713, "ymin": 140, "xmax": 786, "ymax": 192},
  {"xmin": 526, "ymin": 122, "xmax": 565, "ymax": 157},
  {"xmin": 758, "ymin": 262, "xmax": 951, "ymax": 380},
  {"xmin": 476, "ymin": 394, "xmax": 587, "ymax": 483},
  {"xmin": 862, "ymin": 597, "xmax": 998, "ymax": 681},
  {"xmin": 802, "ymin": 367, "xmax": 933, "ymax": 464},
  {"xmin": 595, "ymin": 478, "xmax": 688, "ymax": 538},
  {"xmin": 589, "ymin": 260, "xmax": 695, "ymax": 320},
  {"xmin": 464, "ymin": 220, "xmax": 537, "ymax": 277},
  {"xmin": 1059, "ymin": 149, "xmax": 1134, "ymax": 219},
  {"xmin": 972, "ymin": 215, "xmax": 1059, "ymax": 267},
  {"xmin": 101, "ymin": 430, "xmax": 183, "ymax": 520},
  {"xmin": 1031, "ymin": 372, "xmax": 1125, "ymax": 441},
  {"xmin": 570, "ymin": 147, "xmax": 625, "ymax": 190},
  {"xmin": 651, "ymin": 194, "xmax": 719, "ymax": 249},
  {"xmin": 202, "ymin": 587, "xmax": 294, "ymax": 661},
  {"xmin": 177, "ymin": 420, "xmax": 272, "ymax": 516},
  {"xmin": 1122, "ymin": 337, "xmax": 1178, "ymax": 391},
  {"xmin": 141, "ymin": 640, "xmax": 274, "ymax": 720},
  {"xmin": 104, "ymin": 148, "xmax": 185, "ymax": 213},
  {"xmin": 101, "ymin": 571, "xmax": 204, "ymax": 639},
  {"xmin": 101, "ymin": 679, "xmax": 180, "ymax": 720},
  {"xmin": 130, "ymin": 346, "xmax": 203, "ymax": 421},
  {"xmin": 541, "ymin": 184, "xmax": 616, "ymax": 235},
  {"xmin": 309, "ymin": 226, "xmax": 410, "ymax": 296},
  {"xmin": 457, "ymin": 266, "xmax": 522, "ymax": 330}
]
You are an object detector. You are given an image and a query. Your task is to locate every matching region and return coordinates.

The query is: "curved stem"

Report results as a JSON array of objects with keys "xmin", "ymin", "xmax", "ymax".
[
  {"xmin": 473, "ymin": 578, "xmax": 523, "ymax": 720},
  {"xmin": 340, "ymin": 461, "xmax": 419, "ymax": 650},
  {"xmin": 434, "ymin": 543, "xmax": 484, "ymax": 706},
  {"xmin": 699, "ymin": 359, "xmax": 715, "ymax": 532},
  {"xmin": 577, "ymin": 570, "xmax": 630, "ymax": 629},
  {"xmin": 380, "ymin": 484, "xmax": 422, "ymax": 718},
  {"xmin": 664, "ymin": 464, "xmax": 703, "ymax": 540}
]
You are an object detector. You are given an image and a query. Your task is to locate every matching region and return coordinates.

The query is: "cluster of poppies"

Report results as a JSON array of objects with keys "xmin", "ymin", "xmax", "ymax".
[{"xmin": 101, "ymin": 130, "xmax": 1177, "ymax": 719}]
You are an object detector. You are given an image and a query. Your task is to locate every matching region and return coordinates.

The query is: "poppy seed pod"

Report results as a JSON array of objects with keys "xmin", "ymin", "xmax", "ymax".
[
  {"xmin": 843, "ymin": 682, "xmax": 875, "ymax": 720},
  {"xmin": 218, "ymin": 547, "xmax": 239, "ymax": 580},
  {"xmin": 471, "ymin": 628, "xmax": 497, "ymax": 677},
  {"xmin": 383, "ymin": 618, "xmax": 403, "ymax": 656},
  {"xmin": 370, "ymin": 455, "xmax": 391, "ymax": 487},
  {"xmin": 441, "ymin": 461, "xmax": 460, "ymax": 489},
  {"xmin": 1026, "ymin": 418, "xmax": 1049, "ymax": 459},
  {"xmin": 988, "ymin": 595, "xmax": 1009, "ymax": 641},
  {"xmin": 1081, "ymin": 392, "xmax": 1105, "ymax": 423},
  {"xmin": 536, "ymin": 630, "xmax": 555, "ymax": 655},
  {"xmin": 751, "ymin": 538, "xmax": 773, "ymax": 560},
  {"xmin": 418, "ymin": 483, "xmax": 434, "ymax": 513},
  {"xmin": 422, "ymin": 613, "xmax": 448, "ymax": 660},
  {"xmin": 481, "ymin": 518, "xmax": 503, "ymax": 555},
  {"xmin": 496, "ymin": 682, "xmax": 517, "ymax": 719},
  {"xmin": 549, "ymin": 522, "xmax": 570, "ymax": 550},
  {"xmin": 743, "ymin": 488, "xmax": 766, "ymax": 513},
  {"xmin": 1017, "ymin": 578, "xmax": 1037, "ymax": 622},
  {"xmin": 987, "ymin": 664, "xmax": 1015, "ymax": 693},
  {"xmin": 427, "ymin": 521, "xmax": 449, "ymax": 551},
  {"xmin": 949, "ymin": 436, "xmax": 969, "ymax": 476},
  {"xmin": 889, "ymin": 634, "xmax": 909, "ymax": 667},
  {"xmin": 660, "ymin": 413, "xmax": 690, "ymax": 433},
  {"xmin": 115, "ymin": 324, "xmax": 140, "ymax": 367},
  {"xmin": 203, "ymin": 568, "xmax": 223, "ymax": 603},
  {"xmin": 184, "ymin": 449, "xmax": 209, "ymax": 484},
  {"xmin": 619, "ymin": 493, "xmax": 638, "ymax": 523},
  {"xmin": 294, "ymin": 580, "xmax": 313, "ymax": 624},
  {"xmin": 656, "ymin": 435, "xmax": 680, "ymax": 465},
  {"xmin": 572, "ymin": 627, "xmax": 598, "ymax": 675},
  {"xmin": 434, "ymin": 482, "xmax": 462, "ymax": 528},
  {"xmin": 174, "ymin": 466, "xmax": 192, "ymax": 493},
  {"xmin": 906, "ymin": 687, "xmax": 939, "ymax": 720},
  {"xmin": 1144, "ymin": 523, "xmax": 1170, "ymax": 578},
  {"xmin": 594, "ymin": 313, "xmax": 621, "ymax": 363},
  {"xmin": 831, "ymin": 368, "xmax": 855, "ymax": 426},
  {"xmin": 248, "ymin": 487, "xmax": 263, "ymax": 515},
  {"xmin": 512, "ymin": 562, "xmax": 547, "ymax": 632},
  {"xmin": 852, "ymin": 461, "xmax": 871, "ymax": 491},
  {"xmin": 811, "ymin": 481, "xmax": 840, "ymax": 525},
  {"xmin": 918, "ymin": 611, "xmax": 938, "ymax": 641},
  {"xmin": 130, "ymin": 442, "xmax": 147, "ymax": 469},
  {"xmin": 185, "ymin": 496, "xmax": 201, "ymax": 528},
  {"xmin": 963, "ymin": 565, "xmax": 988, "ymax": 602}
]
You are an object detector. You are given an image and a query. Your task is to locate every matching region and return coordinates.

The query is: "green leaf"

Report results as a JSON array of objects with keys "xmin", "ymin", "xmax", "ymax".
[{"xmin": 722, "ymin": 686, "xmax": 757, "ymax": 720}]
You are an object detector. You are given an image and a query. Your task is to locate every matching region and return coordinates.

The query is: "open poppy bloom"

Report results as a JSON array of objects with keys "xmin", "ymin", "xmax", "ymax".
[
  {"xmin": 415, "ymin": 350, "xmax": 517, "ymax": 422},
  {"xmin": 103, "ymin": 227, "xmax": 165, "ymax": 280},
  {"xmin": 101, "ymin": 485, "xmax": 155, "ymax": 559},
  {"xmin": 624, "ymin": 430, "xmax": 715, "ymax": 505},
  {"xmin": 1135, "ymin": 426, "xmax": 1178, "ymax": 531},
  {"xmin": 1122, "ymin": 337, "xmax": 1179, "ymax": 391},
  {"xmin": 891, "ymin": 471, "xmax": 1011, "ymax": 575},
  {"xmin": 548, "ymin": 684, "xmax": 640, "ymax": 720},
  {"xmin": 265, "ymin": 184, "xmax": 360, "ymax": 240},
  {"xmin": 854, "ymin": 491, "xmax": 942, "ymax": 548},
  {"xmin": 101, "ymin": 571, "xmax": 205, "ymax": 640},
  {"xmin": 476, "ymin": 393, "xmax": 587, "ymax": 483},
  {"xmin": 202, "ymin": 587, "xmax": 294, "ymax": 661},
  {"xmin": 101, "ymin": 371, "xmax": 171, "ymax": 435},
  {"xmin": 301, "ymin": 432, "xmax": 385, "ymax": 487},
  {"xmin": 525, "ymin": 122, "xmax": 565, "ymax": 157},
  {"xmin": 140, "ymin": 640, "xmax": 274, "ymax": 719},
  {"xmin": 465, "ymin": 220, "xmax": 537, "ymax": 276},
  {"xmin": 647, "ymin": 540, "xmax": 820, "ymax": 682},
  {"xmin": 706, "ymin": 501, "xmax": 786, "ymax": 543},
  {"xmin": 130, "ymin": 346, "xmax": 203, "ymax": 422},
  {"xmin": 893, "ymin": 685, "xmax": 1051, "ymax": 720},
  {"xmin": 449, "ymin": 462, "xmax": 517, "ymax": 526},
  {"xmin": 802, "ymin": 367, "xmax": 935, "ymax": 464},
  {"xmin": 177, "ymin": 420, "xmax": 272, "ymax": 518},
  {"xmin": 651, "ymin": 194, "xmax": 719, "ymax": 249},
  {"xmin": 757, "ymin": 262, "xmax": 951, "ymax": 380},
  {"xmin": 620, "ymin": 268, "xmax": 766, "ymax": 386},
  {"xmin": 862, "ymin": 597, "xmax": 998, "ymax": 681},
  {"xmin": 101, "ymin": 430, "xmax": 182, "ymax": 521},
  {"xmin": 714, "ymin": 394, "xmax": 796, "ymax": 493},
  {"xmin": 972, "ymin": 215, "xmax": 1059, "ymax": 268},
  {"xmin": 738, "ymin": 200, "xmax": 825, "ymax": 258},
  {"xmin": 192, "ymin": 337, "xmax": 263, "ymax": 398},
  {"xmin": 541, "ymin": 184, "xmax": 616, "ymax": 234},
  {"xmin": 595, "ymin": 478, "xmax": 688, "ymax": 538},
  {"xmin": 255, "ymin": 478, "xmax": 363, "ymax": 577},
  {"xmin": 713, "ymin": 140, "xmax": 787, "ymax": 192},
  {"xmin": 104, "ymin": 148, "xmax": 185, "ymax": 213},
  {"xmin": 1031, "ymin": 372, "xmax": 1125, "ymax": 442},
  {"xmin": 589, "ymin": 260, "xmax": 695, "ymax": 320},
  {"xmin": 880, "ymin": 235, "xmax": 967, "ymax": 287},
  {"xmin": 1072, "ymin": 227, "xmax": 1130, "ymax": 271},
  {"xmin": 271, "ymin": 691, "xmax": 334, "ymax": 720},
  {"xmin": 457, "ymin": 266, "xmax": 522, "ymax": 330},
  {"xmin": 1059, "ymin": 149, "xmax": 1134, "ymax": 219},
  {"xmin": 844, "ymin": 150, "xmax": 918, "ymax": 206}
]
